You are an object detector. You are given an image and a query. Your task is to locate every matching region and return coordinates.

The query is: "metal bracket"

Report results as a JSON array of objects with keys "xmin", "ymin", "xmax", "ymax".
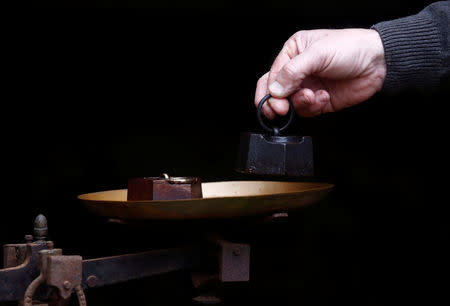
[
  {"xmin": 23, "ymin": 243, "xmax": 86, "ymax": 306},
  {"xmin": 46, "ymin": 255, "xmax": 83, "ymax": 300},
  {"xmin": 219, "ymin": 241, "xmax": 250, "ymax": 282},
  {"xmin": 0, "ymin": 242, "xmax": 47, "ymax": 301}
]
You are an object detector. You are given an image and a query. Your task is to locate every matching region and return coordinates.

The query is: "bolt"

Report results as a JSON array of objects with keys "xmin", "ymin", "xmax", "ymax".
[
  {"xmin": 63, "ymin": 281, "xmax": 71, "ymax": 290},
  {"xmin": 86, "ymin": 275, "xmax": 98, "ymax": 288},
  {"xmin": 34, "ymin": 214, "xmax": 48, "ymax": 241},
  {"xmin": 232, "ymin": 247, "xmax": 241, "ymax": 256}
]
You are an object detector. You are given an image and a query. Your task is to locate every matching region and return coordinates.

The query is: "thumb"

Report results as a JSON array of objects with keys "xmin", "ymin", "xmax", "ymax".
[{"xmin": 269, "ymin": 48, "xmax": 319, "ymax": 98}]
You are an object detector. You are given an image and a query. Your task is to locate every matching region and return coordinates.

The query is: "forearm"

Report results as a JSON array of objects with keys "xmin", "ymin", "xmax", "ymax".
[{"xmin": 372, "ymin": 1, "xmax": 450, "ymax": 92}]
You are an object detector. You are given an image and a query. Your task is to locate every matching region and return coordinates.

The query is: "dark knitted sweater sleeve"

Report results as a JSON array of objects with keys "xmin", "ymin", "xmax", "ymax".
[{"xmin": 372, "ymin": 1, "xmax": 450, "ymax": 92}]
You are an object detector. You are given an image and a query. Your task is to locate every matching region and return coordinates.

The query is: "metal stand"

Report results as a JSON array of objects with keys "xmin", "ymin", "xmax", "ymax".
[{"xmin": 1, "ymin": 214, "xmax": 263, "ymax": 305}]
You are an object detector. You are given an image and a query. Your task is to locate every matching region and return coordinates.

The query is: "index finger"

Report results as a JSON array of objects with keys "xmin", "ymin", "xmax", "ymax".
[
  {"xmin": 268, "ymin": 37, "xmax": 300, "ymax": 87},
  {"xmin": 265, "ymin": 37, "xmax": 300, "ymax": 114}
]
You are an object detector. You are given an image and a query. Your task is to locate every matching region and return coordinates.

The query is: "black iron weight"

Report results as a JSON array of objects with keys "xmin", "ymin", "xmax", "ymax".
[{"xmin": 236, "ymin": 94, "xmax": 314, "ymax": 177}]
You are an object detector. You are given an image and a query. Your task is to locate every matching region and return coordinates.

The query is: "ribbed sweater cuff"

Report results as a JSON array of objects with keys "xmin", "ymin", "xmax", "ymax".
[{"xmin": 372, "ymin": 14, "xmax": 443, "ymax": 92}]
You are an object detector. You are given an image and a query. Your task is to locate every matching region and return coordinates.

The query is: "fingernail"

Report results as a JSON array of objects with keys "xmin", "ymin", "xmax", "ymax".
[
  {"xmin": 298, "ymin": 95, "xmax": 307, "ymax": 104},
  {"xmin": 268, "ymin": 98, "xmax": 276, "ymax": 107},
  {"xmin": 299, "ymin": 95, "xmax": 312, "ymax": 105},
  {"xmin": 269, "ymin": 81, "xmax": 285, "ymax": 97},
  {"xmin": 316, "ymin": 91, "xmax": 329, "ymax": 104},
  {"xmin": 263, "ymin": 109, "xmax": 273, "ymax": 120}
]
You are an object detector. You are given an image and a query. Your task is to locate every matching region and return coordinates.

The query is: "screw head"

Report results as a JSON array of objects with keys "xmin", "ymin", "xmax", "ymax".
[
  {"xmin": 232, "ymin": 248, "xmax": 241, "ymax": 256},
  {"xmin": 86, "ymin": 275, "xmax": 98, "ymax": 288},
  {"xmin": 63, "ymin": 281, "xmax": 71, "ymax": 290}
]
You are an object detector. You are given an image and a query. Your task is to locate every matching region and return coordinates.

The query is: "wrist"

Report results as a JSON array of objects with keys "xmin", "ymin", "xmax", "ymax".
[{"xmin": 367, "ymin": 29, "xmax": 387, "ymax": 92}]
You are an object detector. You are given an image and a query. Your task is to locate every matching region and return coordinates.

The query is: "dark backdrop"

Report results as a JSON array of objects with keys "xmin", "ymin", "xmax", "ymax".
[{"xmin": 2, "ymin": 1, "xmax": 449, "ymax": 305}]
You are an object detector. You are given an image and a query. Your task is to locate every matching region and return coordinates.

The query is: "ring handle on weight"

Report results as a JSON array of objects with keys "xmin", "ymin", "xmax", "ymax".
[{"xmin": 257, "ymin": 94, "xmax": 294, "ymax": 135}]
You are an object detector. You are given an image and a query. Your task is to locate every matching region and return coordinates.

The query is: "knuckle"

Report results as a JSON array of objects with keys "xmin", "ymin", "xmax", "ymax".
[
  {"xmin": 292, "ymin": 30, "xmax": 305, "ymax": 41},
  {"xmin": 292, "ymin": 30, "xmax": 311, "ymax": 52},
  {"xmin": 256, "ymin": 72, "xmax": 269, "ymax": 86},
  {"xmin": 283, "ymin": 32, "xmax": 304, "ymax": 58},
  {"xmin": 282, "ymin": 62, "xmax": 299, "ymax": 79},
  {"xmin": 256, "ymin": 76, "xmax": 265, "ymax": 86},
  {"xmin": 284, "ymin": 40, "xmax": 298, "ymax": 58}
]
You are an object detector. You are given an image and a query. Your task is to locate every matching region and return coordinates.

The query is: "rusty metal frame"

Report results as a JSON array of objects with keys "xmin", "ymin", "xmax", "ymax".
[
  {"xmin": 0, "ymin": 243, "xmax": 47, "ymax": 301},
  {"xmin": 0, "ymin": 244, "xmax": 205, "ymax": 303},
  {"xmin": 81, "ymin": 246, "xmax": 204, "ymax": 289},
  {"xmin": 1, "ymin": 213, "xmax": 256, "ymax": 304}
]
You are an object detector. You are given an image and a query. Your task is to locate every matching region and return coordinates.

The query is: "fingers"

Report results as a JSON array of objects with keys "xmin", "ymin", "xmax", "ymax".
[
  {"xmin": 269, "ymin": 48, "xmax": 319, "ymax": 98},
  {"xmin": 267, "ymin": 36, "xmax": 299, "ymax": 85},
  {"xmin": 259, "ymin": 37, "xmax": 300, "ymax": 117},
  {"xmin": 267, "ymin": 37, "xmax": 300, "ymax": 99},
  {"xmin": 254, "ymin": 38, "xmax": 299, "ymax": 118},
  {"xmin": 257, "ymin": 73, "xmax": 334, "ymax": 118},
  {"xmin": 255, "ymin": 72, "xmax": 276, "ymax": 119},
  {"xmin": 291, "ymin": 88, "xmax": 332, "ymax": 117},
  {"xmin": 267, "ymin": 97, "xmax": 291, "ymax": 116},
  {"xmin": 255, "ymin": 73, "xmax": 291, "ymax": 118},
  {"xmin": 256, "ymin": 32, "xmax": 327, "ymax": 118}
]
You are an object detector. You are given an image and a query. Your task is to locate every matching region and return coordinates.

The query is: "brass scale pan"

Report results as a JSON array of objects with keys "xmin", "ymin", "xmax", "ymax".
[{"xmin": 79, "ymin": 181, "xmax": 333, "ymax": 220}]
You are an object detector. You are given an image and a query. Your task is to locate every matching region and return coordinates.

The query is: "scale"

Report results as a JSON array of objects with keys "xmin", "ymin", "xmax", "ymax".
[{"xmin": 0, "ymin": 95, "xmax": 332, "ymax": 305}]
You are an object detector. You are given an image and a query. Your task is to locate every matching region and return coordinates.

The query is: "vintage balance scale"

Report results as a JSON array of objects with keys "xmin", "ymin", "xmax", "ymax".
[{"xmin": 0, "ymin": 95, "xmax": 333, "ymax": 305}]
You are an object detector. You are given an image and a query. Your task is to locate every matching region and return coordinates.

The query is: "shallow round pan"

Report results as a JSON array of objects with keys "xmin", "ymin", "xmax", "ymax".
[{"xmin": 78, "ymin": 181, "xmax": 333, "ymax": 220}]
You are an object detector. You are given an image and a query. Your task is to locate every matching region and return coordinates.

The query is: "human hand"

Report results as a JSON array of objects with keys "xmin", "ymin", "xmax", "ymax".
[{"xmin": 255, "ymin": 29, "xmax": 386, "ymax": 118}]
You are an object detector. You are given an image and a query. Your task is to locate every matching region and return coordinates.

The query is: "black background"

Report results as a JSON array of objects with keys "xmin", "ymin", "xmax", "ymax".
[{"xmin": 2, "ymin": 1, "xmax": 449, "ymax": 305}]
